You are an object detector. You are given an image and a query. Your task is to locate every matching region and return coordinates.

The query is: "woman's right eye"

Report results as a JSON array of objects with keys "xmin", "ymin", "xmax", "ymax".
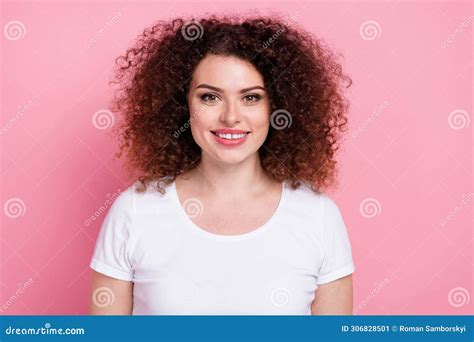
[{"xmin": 200, "ymin": 93, "xmax": 219, "ymax": 103}]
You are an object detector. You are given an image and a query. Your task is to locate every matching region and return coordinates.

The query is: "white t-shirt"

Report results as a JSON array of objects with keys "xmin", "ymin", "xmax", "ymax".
[{"xmin": 89, "ymin": 179, "xmax": 355, "ymax": 315}]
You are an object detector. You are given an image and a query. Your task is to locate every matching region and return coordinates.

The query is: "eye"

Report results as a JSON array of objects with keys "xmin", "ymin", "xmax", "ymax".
[
  {"xmin": 200, "ymin": 93, "xmax": 220, "ymax": 103},
  {"xmin": 243, "ymin": 94, "xmax": 261, "ymax": 103}
]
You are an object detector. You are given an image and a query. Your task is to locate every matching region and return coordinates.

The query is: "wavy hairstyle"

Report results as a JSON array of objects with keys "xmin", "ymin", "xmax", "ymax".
[{"xmin": 109, "ymin": 14, "xmax": 352, "ymax": 194}]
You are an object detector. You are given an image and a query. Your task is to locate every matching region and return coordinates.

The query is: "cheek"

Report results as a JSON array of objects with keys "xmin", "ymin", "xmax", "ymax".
[
  {"xmin": 249, "ymin": 107, "xmax": 270, "ymax": 130},
  {"xmin": 188, "ymin": 99, "xmax": 200, "ymax": 121},
  {"xmin": 189, "ymin": 104, "xmax": 216, "ymax": 140},
  {"xmin": 189, "ymin": 99, "xmax": 207, "ymax": 126}
]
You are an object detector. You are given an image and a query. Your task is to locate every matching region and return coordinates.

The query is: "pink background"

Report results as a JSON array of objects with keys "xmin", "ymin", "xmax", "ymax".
[{"xmin": 1, "ymin": 0, "xmax": 472, "ymax": 315}]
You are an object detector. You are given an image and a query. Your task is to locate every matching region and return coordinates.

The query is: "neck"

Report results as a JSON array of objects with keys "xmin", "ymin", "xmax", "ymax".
[{"xmin": 182, "ymin": 152, "xmax": 273, "ymax": 198}]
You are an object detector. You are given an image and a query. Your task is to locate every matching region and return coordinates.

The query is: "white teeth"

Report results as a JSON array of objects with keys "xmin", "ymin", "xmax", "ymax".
[{"xmin": 215, "ymin": 132, "xmax": 248, "ymax": 140}]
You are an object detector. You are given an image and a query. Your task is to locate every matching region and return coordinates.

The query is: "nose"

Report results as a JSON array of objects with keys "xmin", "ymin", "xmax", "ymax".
[{"xmin": 219, "ymin": 100, "xmax": 241, "ymax": 124}]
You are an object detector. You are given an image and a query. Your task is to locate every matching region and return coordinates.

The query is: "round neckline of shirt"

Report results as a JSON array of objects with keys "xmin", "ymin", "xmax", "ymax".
[{"xmin": 170, "ymin": 179, "xmax": 287, "ymax": 241}]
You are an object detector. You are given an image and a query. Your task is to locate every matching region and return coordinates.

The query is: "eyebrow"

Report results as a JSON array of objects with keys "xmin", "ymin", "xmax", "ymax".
[{"xmin": 195, "ymin": 84, "xmax": 265, "ymax": 93}]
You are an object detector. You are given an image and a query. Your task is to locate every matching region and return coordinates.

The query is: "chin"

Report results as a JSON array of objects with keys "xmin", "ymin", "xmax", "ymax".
[
  {"xmin": 206, "ymin": 149, "xmax": 254, "ymax": 165},
  {"xmin": 215, "ymin": 154, "xmax": 250, "ymax": 165}
]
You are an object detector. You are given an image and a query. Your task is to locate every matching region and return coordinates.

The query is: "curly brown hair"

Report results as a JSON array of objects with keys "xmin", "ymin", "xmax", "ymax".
[{"xmin": 109, "ymin": 14, "xmax": 352, "ymax": 194}]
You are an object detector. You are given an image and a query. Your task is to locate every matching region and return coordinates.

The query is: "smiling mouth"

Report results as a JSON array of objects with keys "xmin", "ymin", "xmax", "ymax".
[{"xmin": 210, "ymin": 131, "xmax": 251, "ymax": 140}]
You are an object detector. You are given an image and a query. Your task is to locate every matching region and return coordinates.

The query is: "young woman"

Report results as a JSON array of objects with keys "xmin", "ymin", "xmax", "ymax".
[{"xmin": 89, "ymin": 14, "xmax": 354, "ymax": 315}]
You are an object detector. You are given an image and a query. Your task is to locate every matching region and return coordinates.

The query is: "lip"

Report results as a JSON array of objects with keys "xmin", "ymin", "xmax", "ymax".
[
  {"xmin": 210, "ymin": 130, "xmax": 250, "ymax": 147},
  {"xmin": 211, "ymin": 129, "xmax": 250, "ymax": 134}
]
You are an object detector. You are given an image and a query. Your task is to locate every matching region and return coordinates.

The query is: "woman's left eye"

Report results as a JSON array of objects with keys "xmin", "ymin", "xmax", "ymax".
[{"xmin": 243, "ymin": 94, "xmax": 261, "ymax": 103}]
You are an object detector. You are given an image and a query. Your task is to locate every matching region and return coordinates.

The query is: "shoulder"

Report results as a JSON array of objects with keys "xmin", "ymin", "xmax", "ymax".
[
  {"xmin": 127, "ymin": 179, "xmax": 177, "ymax": 216},
  {"xmin": 103, "ymin": 183, "xmax": 135, "ymax": 220},
  {"xmin": 285, "ymin": 181, "xmax": 339, "ymax": 217},
  {"xmin": 110, "ymin": 178, "xmax": 165, "ymax": 206},
  {"xmin": 284, "ymin": 181, "xmax": 346, "ymax": 236}
]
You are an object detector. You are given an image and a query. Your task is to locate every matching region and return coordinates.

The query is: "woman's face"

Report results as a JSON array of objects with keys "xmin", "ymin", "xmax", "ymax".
[{"xmin": 187, "ymin": 54, "xmax": 271, "ymax": 165}]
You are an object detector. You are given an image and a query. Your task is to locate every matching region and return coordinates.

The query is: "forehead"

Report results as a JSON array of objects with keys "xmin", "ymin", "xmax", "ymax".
[{"xmin": 191, "ymin": 54, "xmax": 265, "ymax": 90}]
